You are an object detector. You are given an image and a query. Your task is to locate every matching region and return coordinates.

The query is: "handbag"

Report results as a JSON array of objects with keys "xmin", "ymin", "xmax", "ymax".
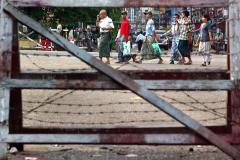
[
  {"xmin": 152, "ymin": 42, "xmax": 163, "ymax": 56},
  {"xmin": 122, "ymin": 41, "xmax": 131, "ymax": 56}
]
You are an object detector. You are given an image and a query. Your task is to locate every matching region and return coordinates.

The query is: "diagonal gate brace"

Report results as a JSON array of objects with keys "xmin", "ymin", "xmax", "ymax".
[{"xmin": 3, "ymin": 3, "xmax": 240, "ymax": 159}]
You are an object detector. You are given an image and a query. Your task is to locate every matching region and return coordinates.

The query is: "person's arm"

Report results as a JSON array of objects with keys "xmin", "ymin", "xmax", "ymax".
[
  {"xmin": 151, "ymin": 21, "xmax": 157, "ymax": 41},
  {"xmin": 193, "ymin": 27, "xmax": 201, "ymax": 33},
  {"xmin": 208, "ymin": 25, "xmax": 214, "ymax": 45},
  {"xmin": 96, "ymin": 15, "xmax": 100, "ymax": 28},
  {"xmin": 209, "ymin": 31, "xmax": 214, "ymax": 45},
  {"xmin": 115, "ymin": 29, "xmax": 120, "ymax": 41},
  {"xmin": 135, "ymin": 35, "xmax": 140, "ymax": 42},
  {"xmin": 162, "ymin": 29, "xmax": 171, "ymax": 37}
]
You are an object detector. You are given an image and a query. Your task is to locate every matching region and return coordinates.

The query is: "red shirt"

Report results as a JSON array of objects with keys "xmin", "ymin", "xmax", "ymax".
[{"xmin": 120, "ymin": 18, "xmax": 130, "ymax": 41}]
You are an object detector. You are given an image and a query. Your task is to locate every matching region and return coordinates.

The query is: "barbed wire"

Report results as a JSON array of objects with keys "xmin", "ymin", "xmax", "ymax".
[
  {"xmin": 22, "ymin": 106, "xmax": 226, "ymax": 116},
  {"xmin": 21, "ymin": 52, "xmax": 73, "ymax": 58},
  {"xmin": 23, "ymin": 99, "xmax": 226, "ymax": 108},
  {"xmin": 20, "ymin": 90, "xmax": 228, "ymax": 126},
  {"xmin": 182, "ymin": 92, "xmax": 226, "ymax": 117},
  {"xmin": 23, "ymin": 115, "xmax": 224, "ymax": 126},
  {"xmin": 160, "ymin": 94, "xmax": 226, "ymax": 119},
  {"xmin": 23, "ymin": 100, "xmax": 147, "ymax": 107},
  {"xmin": 23, "ymin": 54, "xmax": 91, "ymax": 72},
  {"xmin": 25, "ymin": 90, "xmax": 75, "ymax": 114}
]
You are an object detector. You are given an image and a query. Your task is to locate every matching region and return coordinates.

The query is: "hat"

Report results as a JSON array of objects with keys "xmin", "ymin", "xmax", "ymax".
[
  {"xmin": 144, "ymin": 10, "xmax": 152, "ymax": 16},
  {"xmin": 121, "ymin": 11, "xmax": 128, "ymax": 15}
]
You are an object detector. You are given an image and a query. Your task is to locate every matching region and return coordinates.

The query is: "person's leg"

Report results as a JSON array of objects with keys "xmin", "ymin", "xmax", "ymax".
[
  {"xmin": 106, "ymin": 57, "xmax": 110, "ymax": 64},
  {"xmin": 177, "ymin": 40, "xmax": 185, "ymax": 64},
  {"xmin": 137, "ymin": 41, "xmax": 141, "ymax": 52},
  {"xmin": 117, "ymin": 43, "xmax": 123, "ymax": 63},
  {"xmin": 139, "ymin": 40, "xmax": 143, "ymax": 52},
  {"xmin": 170, "ymin": 40, "xmax": 175, "ymax": 64},
  {"xmin": 158, "ymin": 57, "xmax": 163, "ymax": 64},
  {"xmin": 206, "ymin": 51, "xmax": 212, "ymax": 65},
  {"xmin": 202, "ymin": 52, "xmax": 207, "ymax": 66},
  {"xmin": 170, "ymin": 37, "xmax": 180, "ymax": 64},
  {"xmin": 188, "ymin": 55, "xmax": 192, "ymax": 64}
]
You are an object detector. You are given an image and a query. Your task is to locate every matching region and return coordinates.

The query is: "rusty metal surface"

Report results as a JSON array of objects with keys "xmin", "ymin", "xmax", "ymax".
[
  {"xmin": 4, "ymin": 3, "xmax": 240, "ymax": 159},
  {"xmin": 0, "ymin": 79, "xmax": 235, "ymax": 90},
  {"xmin": 5, "ymin": 0, "xmax": 228, "ymax": 7},
  {"xmin": 17, "ymin": 70, "xmax": 230, "ymax": 80},
  {"xmin": 3, "ymin": 133, "xmax": 240, "ymax": 145},
  {"xmin": 0, "ymin": 7, "xmax": 13, "ymax": 159},
  {"xmin": 20, "ymin": 126, "xmax": 229, "ymax": 134}
]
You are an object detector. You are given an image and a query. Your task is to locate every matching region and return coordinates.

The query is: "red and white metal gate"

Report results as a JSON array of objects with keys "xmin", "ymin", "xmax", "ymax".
[{"xmin": 0, "ymin": 0, "xmax": 240, "ymax": 159}]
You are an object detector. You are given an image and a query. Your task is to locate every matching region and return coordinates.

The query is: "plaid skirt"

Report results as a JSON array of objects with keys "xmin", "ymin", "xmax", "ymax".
[
  {"xmin": 141, "ymin": 36, "xmax": 160, "ymax": 60},
  {"xmin": 99, "ymin": 32, "xmax": 111, "ymax": 58},
  {"xmin": 178, "ymin": 40, "xmax": 191, "ymax": 57}
]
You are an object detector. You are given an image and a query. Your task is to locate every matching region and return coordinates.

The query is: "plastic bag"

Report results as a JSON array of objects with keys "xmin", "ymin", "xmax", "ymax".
[
  {"xmin": 152, "ymin": 43, "xmax": 163, "ymax": 56},
  {"xmin": 122, "ymin": 41, "xmax": 131, "ymax": 56}
]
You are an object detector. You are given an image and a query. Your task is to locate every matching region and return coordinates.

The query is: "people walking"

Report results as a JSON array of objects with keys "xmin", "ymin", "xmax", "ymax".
[
  {"xmin": 162, "ymin": 14, "xmax": 181, "ymax": 64},
  {"xmin": 178, "ymin": 10, "xmax": 192, "ymax": 65},
  {"xmin": 96, "ymin": 9, "xmax": 114, "ymax": 64}
]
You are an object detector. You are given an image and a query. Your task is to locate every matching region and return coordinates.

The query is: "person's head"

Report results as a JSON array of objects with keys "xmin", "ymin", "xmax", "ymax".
[
  {"xmin": 201, "ymin": 14, "xmax": 210, "ymax": 23},
  {"xmin": 173, "ymin": 14, "xmax": 180, "ymax": 22},
  {"xmin": 121, "ymin": 11, "xmax": 128, "ymax": 19},
  {"xmin": 99, "ymin": 9, "xmax": 107, "ymax": 19},
  {"xmin": 144, "ymin": 10, "xmax": 153, "ymax": 20},
  {"xmin": 87, "ymin": 25, "xmax": 91, "ymax": 31},
  {"xmin": 181, "ymin": 10, "xmax": 189, "ymax": 18}
]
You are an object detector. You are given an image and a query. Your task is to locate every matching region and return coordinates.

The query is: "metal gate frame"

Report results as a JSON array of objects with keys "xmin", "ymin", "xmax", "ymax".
[{"xmin": 0, "ymin": 0, "xmax": 240, "ymax": 159}]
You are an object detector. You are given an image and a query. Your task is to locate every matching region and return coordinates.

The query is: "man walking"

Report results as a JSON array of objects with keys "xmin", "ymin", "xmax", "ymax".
[
  {"xmin": 137, "ymin": 10, "xmax": 163, "ymax": 64},
  {"xmin": 96, "ymin": 10, "xmax": 114, "ymax": 64},
  {"xmin": 116, "ymin": 11, "xmax": 130, "ymax": 63}
]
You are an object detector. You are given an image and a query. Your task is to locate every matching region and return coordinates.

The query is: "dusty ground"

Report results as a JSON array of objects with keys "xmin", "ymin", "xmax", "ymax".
[{"xmin": 6, "ymin": 50, "xmax": 232, "ymax": 160}]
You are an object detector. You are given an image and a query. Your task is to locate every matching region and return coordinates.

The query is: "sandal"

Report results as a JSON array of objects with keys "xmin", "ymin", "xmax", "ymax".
[
  {"xmin": 184, "ymin": 62, "xmax": 192, "ymax": 65},
  {"xmin": 177, "ymin": 60, "xmax": 185, "ymax": 65},
  {"xmin": 158, "ymin": 59, "xmax": 163, "ymax": 64},
  {"xmin": 202, "ymin": 63, "xmax": 207, "ymax": 66}
]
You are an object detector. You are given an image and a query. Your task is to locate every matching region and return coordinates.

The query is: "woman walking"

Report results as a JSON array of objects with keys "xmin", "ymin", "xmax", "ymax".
[{"xmin": 178, "ymin": 10, "xmax": 192, "ymax": 65}]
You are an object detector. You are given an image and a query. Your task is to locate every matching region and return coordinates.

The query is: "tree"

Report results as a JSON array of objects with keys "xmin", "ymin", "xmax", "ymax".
[{"xmin": 24, "ymin": 7, "xmax": 121, "ymax": 29}]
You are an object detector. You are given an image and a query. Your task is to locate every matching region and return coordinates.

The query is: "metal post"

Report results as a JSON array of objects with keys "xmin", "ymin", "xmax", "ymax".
[
  {"xmin": 0, "ymin": 3, "xmax": 13, "ymax": 158},
  {"xmin": 229, "ymin": 0, "xmax": 240, "ymax": 146},
  {"xmin": 9, "ymin": 19, "xmax": 24, "ymax": 151}
]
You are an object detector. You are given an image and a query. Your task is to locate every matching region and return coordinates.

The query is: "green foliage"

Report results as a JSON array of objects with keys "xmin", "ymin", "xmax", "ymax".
[{"xmin": 24, "ymin": 7, "xmax": 121, "ymax": 29}]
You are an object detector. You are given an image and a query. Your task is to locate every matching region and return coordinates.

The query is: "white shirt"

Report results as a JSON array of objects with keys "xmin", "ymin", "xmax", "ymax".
[
  {"xmin": 171, "ymin": 22, "xmax": 180, "ymax": 36},
  {"xmin": 145, "ymin": 19, "xmax": 155, "ymax": 37},
  {"xmin": 99, "ymin": 16, "xmax": 114, "ymax": 33}
]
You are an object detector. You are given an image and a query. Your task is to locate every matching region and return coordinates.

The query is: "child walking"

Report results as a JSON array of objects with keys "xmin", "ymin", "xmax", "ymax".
[{"xmin": 198, "ymin": 14, "xmax": 213, "ymax": 66}]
